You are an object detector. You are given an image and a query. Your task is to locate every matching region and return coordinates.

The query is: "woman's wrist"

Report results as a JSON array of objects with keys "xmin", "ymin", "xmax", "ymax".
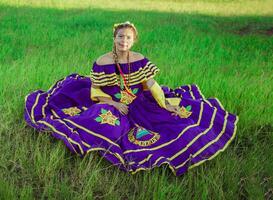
[
  {"xmin": 106, "ymin": 100, "xmax": 119, "ymax": 108},
  {"xmin": 109, "ymin": 101, "xmax": 117, "ymax": 107},
  {"xmin": 97, "ymin": 97, "xmax": 117, "ymax": 107}
]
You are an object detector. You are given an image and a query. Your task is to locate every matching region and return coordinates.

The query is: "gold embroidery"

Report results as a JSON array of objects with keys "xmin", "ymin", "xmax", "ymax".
[
  {"xmin": 99, "ymin": 110, "xmax": 118, "ymax": 125},
  {"xmin": 178, "ymin": 106, "xmax": 192, "ymax": 118},
  {"xmin": 62, "ymin": 107, "xmax": 81, "ymax": 116},
  {"xmin": 128, "ymin": 126, "xmax": 160, "ymax": 147},
  {"xmin": 95, "ymin": 109, "xmax": 120, "ymax": 126},
  {"xmin": 120, "ymin": 90, "xmax": 136, "ymax": 105}
]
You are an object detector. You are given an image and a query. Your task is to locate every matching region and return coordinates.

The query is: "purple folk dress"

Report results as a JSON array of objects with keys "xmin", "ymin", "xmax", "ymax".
[{"xmin": 24, "ymin": 57, "xmax": 239, "ymax": 176}]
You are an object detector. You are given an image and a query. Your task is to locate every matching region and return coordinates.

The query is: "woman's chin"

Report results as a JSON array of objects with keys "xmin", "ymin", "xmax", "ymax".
[{"xmin": 117, "ymin": 47, "xmax": 129, "ymax": 52}]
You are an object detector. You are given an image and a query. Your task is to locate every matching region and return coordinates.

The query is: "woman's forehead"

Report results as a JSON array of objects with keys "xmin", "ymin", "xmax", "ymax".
[{"xmin": 117, "ymin": 28, "xmax": 134, "ymax": 35}]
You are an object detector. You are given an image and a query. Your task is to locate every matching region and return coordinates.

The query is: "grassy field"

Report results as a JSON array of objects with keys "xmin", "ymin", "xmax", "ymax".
[{"xmin": 0, "ymin": 0, "xmax": 272, "ymax": 199}]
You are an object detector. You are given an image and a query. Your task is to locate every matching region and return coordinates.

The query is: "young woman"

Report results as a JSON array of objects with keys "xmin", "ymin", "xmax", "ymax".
[{"xmin": 24, "ymin": 21, "xmax": 238, "ymax": 176}]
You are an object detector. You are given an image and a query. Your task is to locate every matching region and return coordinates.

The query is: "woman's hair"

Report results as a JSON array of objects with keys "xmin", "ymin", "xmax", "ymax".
[
  {"xmin": 113, "ymin": 21, "xmax": 138, "ymax": 41},
  {"xmin": 112, "ymin": 21, "xmax": 138, "ymax": 64}
]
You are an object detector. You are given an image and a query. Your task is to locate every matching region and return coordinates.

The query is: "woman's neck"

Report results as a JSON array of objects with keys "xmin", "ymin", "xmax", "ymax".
[{"xmin": 115, "ymin": 49, "xmax": 130, "ymax": 62}]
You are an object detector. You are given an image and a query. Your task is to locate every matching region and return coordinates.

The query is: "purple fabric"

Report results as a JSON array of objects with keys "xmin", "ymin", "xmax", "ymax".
[{"xmin": 24, "ymin": 59, "xmax": 239, "ymax": 176}]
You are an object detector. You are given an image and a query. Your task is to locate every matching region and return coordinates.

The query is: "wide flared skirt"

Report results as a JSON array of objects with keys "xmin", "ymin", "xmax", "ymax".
[{"xmin": 24, "ymin": 73, "xmax": 238, "ymax": 176}]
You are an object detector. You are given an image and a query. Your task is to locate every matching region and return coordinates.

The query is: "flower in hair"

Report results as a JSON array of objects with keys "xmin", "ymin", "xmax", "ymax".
[{"xmin": 113, "ymin": 21, "xmax": 136, "ymax": 33}]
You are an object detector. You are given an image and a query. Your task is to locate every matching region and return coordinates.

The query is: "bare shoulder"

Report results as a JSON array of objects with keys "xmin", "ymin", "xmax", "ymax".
[
  {"xmin": 95, "ymin": 53, "xmax": 113, "ymax": 65},
  {"xmin": 131, "ymin": 51, "xmax": 145, "ymax": 60}
]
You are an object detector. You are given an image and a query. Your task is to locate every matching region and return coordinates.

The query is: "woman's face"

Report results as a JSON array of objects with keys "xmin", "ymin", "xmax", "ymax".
[{"xmin": 114, "ymin": 28, "xmax": 135, "ymax": 52}]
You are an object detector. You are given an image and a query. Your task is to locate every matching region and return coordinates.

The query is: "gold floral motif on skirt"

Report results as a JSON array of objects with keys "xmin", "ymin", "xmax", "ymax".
[
  {"xmin": 178, "ymin": 105, "xmax": 192, "ymax": 118},
  {"xmin": 95, "ymin": 108, "xmax": 120, "ymax": 126},
  {"xmin": 62, "ymin": 107, "xmax": 81, "ymax": 116}
]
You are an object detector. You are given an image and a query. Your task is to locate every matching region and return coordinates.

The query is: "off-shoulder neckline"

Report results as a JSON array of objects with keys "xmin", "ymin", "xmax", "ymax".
[{"xmin": 94, "ymin": 57, "xmax": 148, "ymax": 67}]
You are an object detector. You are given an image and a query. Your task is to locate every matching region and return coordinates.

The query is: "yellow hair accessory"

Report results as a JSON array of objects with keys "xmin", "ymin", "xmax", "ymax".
[{"xmin": 113, "ymin": 21, "xmax": 136, "ymax": 33}]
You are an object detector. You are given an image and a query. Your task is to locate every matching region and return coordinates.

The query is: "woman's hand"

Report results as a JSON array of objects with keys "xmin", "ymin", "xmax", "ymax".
[
  {"xmin": 166, "ymin": 104, "xmax": 180, "ymax": 116},
  {"xmin": 96, "ymin": 96, "xmax": 129, "ymax": 115},
  {"xmin": 113, "ymin": 102, "xmax": 129, "ymax": 115}
]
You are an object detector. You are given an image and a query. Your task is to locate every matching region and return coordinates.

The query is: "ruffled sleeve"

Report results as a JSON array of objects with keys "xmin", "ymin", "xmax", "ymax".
[
  {"xmin": 90, "ymin": 62, "xmax": 117, "ymax": 87},
  {"xmin": 139, "ymin": 58, "xmax": 160, "ymax": 80},
  {"xmin": 128, "ymin": 58, "xmax": 160, "ymax": 86}
]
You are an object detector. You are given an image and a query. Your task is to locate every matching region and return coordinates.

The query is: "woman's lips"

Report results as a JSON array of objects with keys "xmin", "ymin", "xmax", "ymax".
[{"xmin": 119, "ymin": 43, "xmax": 127, "ymax": 47}]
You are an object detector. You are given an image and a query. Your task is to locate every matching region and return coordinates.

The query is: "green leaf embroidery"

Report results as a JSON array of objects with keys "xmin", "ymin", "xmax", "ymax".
[
  {"xmin": 132, "ymin": 88, "xmax": 139, "ymax": 94},
  {"xmin": 101, "ymin": 108, "xmax": 107, "ymax": 114},
  {"xmin": 115, "ymin": 119, "xmax": 120, "ymax": 126},
  {"xmin": 186, "ymin": 105, "xmax": 192, "ymax": 111},
  {"xmin": 95, "ymin": 117, "xmax": 102, "ymax": 122},
  {"xmin": 114, "ymin": 93, "xmax": 121, "ymax": 99}
]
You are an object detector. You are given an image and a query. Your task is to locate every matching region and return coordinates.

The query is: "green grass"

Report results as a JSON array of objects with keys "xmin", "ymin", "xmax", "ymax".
[{"xmin": 0, "ymin": 0, "xmax": 272, "ymax": 199}]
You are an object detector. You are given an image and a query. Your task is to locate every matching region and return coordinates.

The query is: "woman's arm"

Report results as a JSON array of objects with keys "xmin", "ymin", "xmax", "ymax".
[
  {"xmin": 91, "ymin": 85, "xmax": 129, "ymax": 115},
  {"xmin": 91, "ymin": 85, "xmax": 112, "ymax": 101},
  {"xmin": 143, "ymin": 79, "xmax": 179, "ymax": 115},
  {"xmin": 96, "ymin": 96, "xmax": 116, "ymax": 106},
  {"xmin": 143, "ymin": 78, "xmax": 167, "ymax": 109}
]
